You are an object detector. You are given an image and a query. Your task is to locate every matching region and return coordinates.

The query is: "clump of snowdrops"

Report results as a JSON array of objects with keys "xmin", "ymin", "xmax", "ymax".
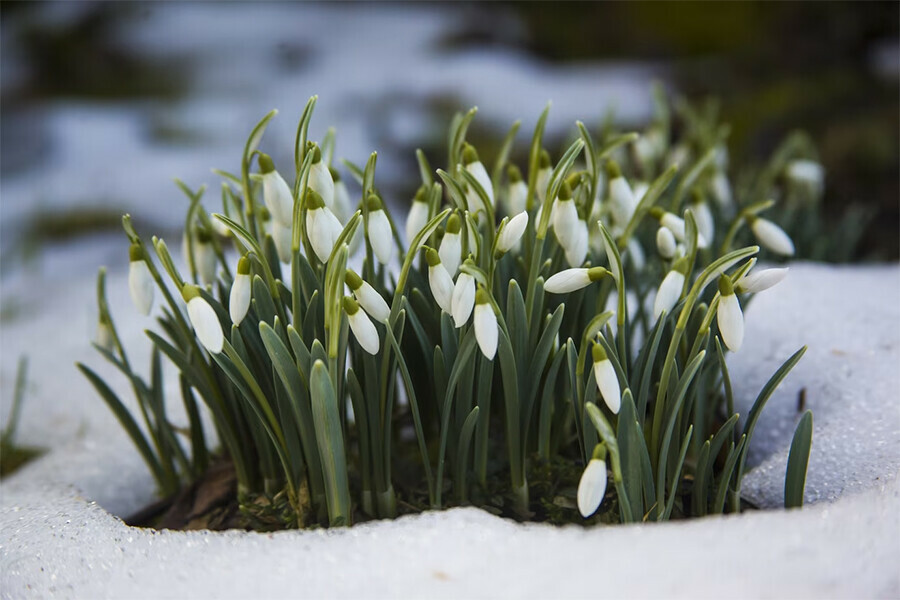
[{"xmin": 79, "ymin": 92, "xmax": 815, "ymax": 529}]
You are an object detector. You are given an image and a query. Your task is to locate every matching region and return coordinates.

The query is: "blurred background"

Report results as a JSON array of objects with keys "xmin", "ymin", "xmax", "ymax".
[{"xmin": 1, "ymin": 1, "xmax": 897, "ymax": 300}]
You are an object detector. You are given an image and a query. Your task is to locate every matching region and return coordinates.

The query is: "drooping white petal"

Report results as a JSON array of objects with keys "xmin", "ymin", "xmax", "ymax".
[
  {"xmin": 307, "ymin": 208, "xmax": 334, "ymax": 263},
  {"xmin": 451, "ymin": 273, "xmax": 475, "ymax": 328},
  {"xmin": 710, "ymin": 171, "xmax": 732, "ymax": 209},
  {"xmin": 717, "ymin": 293, "xmax": 744, "ymax": 352},
  {"xmin": 577, "ymin": 458, "xmax": 608, "ymax": 518},
  {"xmin": 272, "ymin": 221, "xmax": 293, "ymax": 264},
  {"xmin": 187, "ymin": 296, "xmax": 224, "ymax": 354},
  {"xmin": 786, "ymin": 159, "xmax": 824, "ymax": 192},
  {"xmin": 653, "ymin": 270, "xmax": 685, "ymax": 320},
  {"xmin": 692, "ymin": 201, "xmax": 715, "ymax": 244},
  {"xmin": 348, "ymin": 309, "xmax": 380, "ymax": 355},
  {"xmin": 608, "ymin": 177, "xmax": 638, "ymax": 226},
  {"xmin": 429, "ymin": 263, "xmax": 455, "ymax": 314},
  {"xmin": 262, "ymin": 171, "xmax": 295, "ymax": 227},
  {"xmin": 738, "ymin": 267, "xmax": 789, "ymax": 294},
  {"xmin": 405, "ymin": 201, "xmax": 430, "ymax": 245},
  {"xmin": 662, "ymin": 211, "xmax": 708, "ymax": 249},
  {"xmin": 465, "ymin": 161, "xmax": 494, "ymax": 209},
  {"xmin": 128, "ymin": 260, "xmax": 154, "ymax": 316},
  {"xmin": 439, "ymin": 232, "xmax": 462, "ymax": 276},
  {"xmin": 536, "ymin": 167, "xmax": 551, "ymax": 204},
  {"xmin": 309, "ymin": 161, "xmax": 335, "ymax": 210},
  {"xmin": 496, "ymin": 211, "xmax": 529, "ymax": 253},
  {"xmin": 333, "ymin": 180, "xmax": 353, "ymax": 224},
  {"xmin": 656, "ymin": 226, "xmax": 677, "ymax": 259},
  {"xmin": 593, "ymin": 358, "xmax": 621, "ymax": 414},
  {"xmin": 196, "ymin": 242, "xmax": 217, "ymax": 285},
  {"xmin": 507, "ymin": 180, "xmax": 528, "ymax": 215},
  {"xmin": 368, "ymin": 209, "xmax": 394, "ymax": 265},
  {"xmin": 96, "ymin": 320, "xmax": 114, "ymax": 352},
  {"xmin": 229, "ymin": 273, "xmax": 251, "ymax": 325},
  {"xmin": 751, "ymin": 218, "xmax": 795, "ymax": 256},
  {"xmin": 544, "ymin": 268, "xmax": 591, "ymax": 294},
  {"xmin": 355, "ymin": 281, "xmax": 390, "ymax": 323},
  {"xmin": 474, "ymin": 302, "xmax": 498, "ymax": 359},
  {"xmin": 564, "ymin": 220, "xmax": 589, "ymax": 267},
  {"xmin": 553, "ymin": 198, "xmax": 579, "ymax": 246}
]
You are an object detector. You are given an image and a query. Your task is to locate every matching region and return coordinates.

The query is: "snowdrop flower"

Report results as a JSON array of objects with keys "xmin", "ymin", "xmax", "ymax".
[
  {"xmin": 786, "ymin": 159, "xmax": 824, "ymax": 196},
  {"xmin": 710, "ymin": 171, "xmax": 733, "ymax": 210},
  {"xmin": 405, "ymin": 187, "xmax": 430, "ymax": 244},
  {"xmin": 496, "ymin": 211, "xmax": 529, "ymax": 255},
  {"xmin": 425, "ymin": 248, "xmax": 454, "ymax": 314},
  {"xmin": 577, "ymin": 450, "xmax": 608, "ymax": 518},
  {"xmin": 535, "ymin": 149, "xmax": 552, "ymax": 205},
  {"xmin": 183, "ymin": 284, "xmax": 223, "ymax": 354},
  {"xmin": 229, "ymin": 256, "xmax": 252, "ymax": 326},
  {"xmin": 194, "ymin": 232, "xmax": 217, "ymax": 286},
  {"xmin": 308, "ymin": 144, "xmax": 335, "ymax": 210},
  {"xmin": 736, "ymin": 267, "xmax": 789, "ymax": 294},
  {"xmin": 345, "ymin": 269, "xmax": 390, "ymax": 323},
  {"xmin": 553, "ymin": 181, "xmax": 578, "ymax": 245},
  {"xmin": 473, "ymin": 288, "xmax": 498, "ymax": 359},
  {"xmin": 439, "ymin": 213, "xmax": 462, "ymax": 276},
  {"xmin": 606, "ymin": 161, "xmax": 638, "ymax": 227},
  {"xmin": 564, "ymin": 219, "xmax": 589, "ymax": 267},
  {"xmin": 690, "ymin": 192, "xmax": 715, "ymax": 244},
  {"xmin": 343, "ymin": 296, "xmax": 379, "ymax": 355},
  {"xmin": 650, "ymin": 207, "xmax": 708, "ymax": 249},
  {"xmin": 716, "ymin": 275, "xmax": 744, "ymax": 352},
  {"xmin": 544, "ymin": 266, "xmax": 610, "ymax": 294},
  {"xmin": 505, "ymin": 164, "xmax": 528, "ymax": 215},
  {"xmin": 462, "ymin": 143, "xmax": 493, "ymax": 211},
  {"xmin": 128, "ymin": 244, "xmax": 154, "ymax": 316},
  {"xmin": 258, "ymin": 153, "xmax": 295, "ymax": 228},
  {"xmin": 306, "ymin": 189, "xmax": 342, "ymax": 263},
  {"xmin": 271, "ymin": 220, "xmax": 293, "ymax": 264},
  {"xmin": 330, "ymin": 167, "xmax": 353, "ymax": 223},
  {"xmin": 748, "ymin": 215, "xmax": 795, "ymax": 256},
  {"xmin": 366, "ymin": 195, "xmax": 394, "ymax": 265},
  {"xmin": 592, "ymin": 343, "xmax": 621, "ymax": 414},
  {"xmin": 451, "ymin": 267, "xmax": 476, "ymax": 328},
  {"xmin": 656, "ymin": 226, "xmax": 677, "ymax": 259},
  {"xmin": 653, "ymin": 257, "xmax": 688, "ymax": 320},
  {"xmin": 96, "ymin": 319, "xmax": 114, "ymax": 352}
]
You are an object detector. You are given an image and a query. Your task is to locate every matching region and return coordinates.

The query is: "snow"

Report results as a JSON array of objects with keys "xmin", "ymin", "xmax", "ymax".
[{"xmin": 1, "ymin": 262, "xmax": 898, "ymax": 598}]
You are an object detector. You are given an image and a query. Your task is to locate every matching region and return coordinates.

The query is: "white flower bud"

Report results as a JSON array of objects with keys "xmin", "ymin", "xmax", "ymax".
[
  {"xmin": 691, "ymin": 197, "xmax": 715, "ymax": 244},
  {"xmin": 195, "ymin": 239, "xmax": 217, "ymax": 286},
  {"xmin": 717, "ymin": 276, "xmax": 744, "ymax": 352},
  {"xmin": 606, "ymin": 161, "xmax": 638, "ymax": 227},
  {"xmin": 365, "ymin": 196, "xmax": 393, "ymax": 265},
  {"xmin": 626, "ymin": 237, "xmax": 645, "ymax": 271},
  {"xmin": 184, "ymin": 286, "xmax": 223, "ymax": 354},
  {"xmin": 577, "ymin": 457, "xmax": 608, "ymax": 518},
  {"xmin": 710, "ymin": 171, "xmax": 733, "ymax": 209},
  {"xmin": 653, "ymin": 259, "xmax": 687, "ymax": 320},
  {"xmin": 128, "ymin": 245, "xmax": 154, "ymax": 316},
  {"xmin": 306, "ymin": 189, "xmax": 341, "ymax": 263},
  {"xmin": 406, "ymin": 191, "xmax": 430, "ymax": 245},
  {"xmin": 473, "ymin": 289, "xmax": 498, "ymax": 360},
  {"xmin": 656, "ymin": 226, "xmax": 677, "ymax": 259},
  {"xmin": 750, "ymin": 217, "xmax": 795, "ymax": 256},
  {"xmin": 451, "ymin": 271, "xmax": 475, "ymax": 328},
  {"xmin": 258, "ymin": 154, "xmax": 295, "ymax": 228},
  {"xmin": 506, "ymin": 165, "xmax": 528, "ymax": 215},
  {"xmin": 331, "ymin": 169, "xmax": 353, "ymax": 223},
  {"xmin": 346, "ymin": 269, "xmax": 390, "ymax": 323},
  {"xmin": 564, "ymin": 220, "xmax": 589, "ymax": 267},
  {"xmin": 463, "ymin": 144, "xmax": 494, "ymax": 211},
  {"xmin": 439, "ymin": 214, "xmax": 463, "ymax": 275},
  {"xmin": 496, "ymin": 211, "xmax": 529, "ymax": 254},
  {"xmin": 737, "ymin": 267, "xmax": 789, "ymax": 294},
  {"xmin": 344, "ymin": 297, "xmax": 379, "ymax": 355},
  {"xmin": 229, "ymin": 258, "xmax": 252, "ymax": 325},
  {"xmin": 96, "ymin": 320, "xmax": 114, "ymax": 352},
  {"xmin": 425, "ymin": 249, "xmax": 454, "ymax": 314},
  {"xmin": 544, "ymin": 266, "xmax": 609, "ymax": 294},
  {"xmin": 536, "ymin": 149, "xmax": 552, "ymax": 204},
  {"xmin": 592, "ymin": 344, "xmax": 621, "ymax": 414},
  {"xmin": 652, "ymin": 208, "xmax": 708, "ymax": 249},
  {"xmin": 309, "ymin": 149, "xmax": 335, "ymax": 210},
  {"xmin": 786, "ymin": 159, "xmax": 824, "ymax": 194},
  {"xmin": 272, "ymin": 220, "xmax": 293, "ymax": 264}
]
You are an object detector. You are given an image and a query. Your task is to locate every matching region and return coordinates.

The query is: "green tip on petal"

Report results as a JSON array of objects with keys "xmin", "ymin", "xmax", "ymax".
[
  {"xmin": 591, "ymin": 442, "xmax": 608, "ymax": 461},
  {"xmin": 605, "ymin": 160, "xmax": 622, "ymax": 179},
  {"xmin": 258, "ymin": 153, "xmax": 275, "ymax": 174},
  {"xmin": 507, "ymin": 164, "xmax": 522, "ymax": 183},
  {"xmin": 672, "ymin": 256, "xmax": 690, "ymax": 275},
  {"xmin": 462, "ymin": 143, "xmax": 479, "ymax": 165},
  {"xmin": 592, "ymin": 342, "xmax": 607, "ymax": 363},
  {"xmin": 306, "ymin": 188, "xmax": 326, "ymax": 209},
  {"xmin": 329, "ymin": 166, "xmax": 341, "ymax": 181},
  {"xmin": 539, "ymin": 149, "xmax": 551, "ymax": 169},
  {"xmin": 345, "ymin": 269, "xmax": 363, "ymax": 290},
  {"xmin": 342, "ymin": 296, "xmax": 360, "ymax": 315},
  {"xmin": 446, "ymin": 213, "xmax": 461, "ymax": 234},
  {"xmin": 365, "ymin": 194, "xmax": 382, "ymax": 211},
  {"xmin": 587, "ymin": 266, "xmax": 609, "ymax": 282},
  {"xmin": 414, "ymin": 186, "xmax": 427, "ymax": 202},
  {"xmin": 718, "ymin": 273, "xmax": 734, "ymax": 296},
  {"xmin": 425, "ymin": 247, "xmax": 441, "ymax": 267},
  {"xmin": 475, "ymin": 287, "xmax": 490, "ymax": 305},
  {"xmin": 237, "ymin": 256, "xmax": 251, "ymax": 275},
  {"xmin": 128, "ymin": 243, "xmax": 144, "ymax": 262},
  {"xmin": 181, "ymin": 283, "xmax": 201, "ymax": 302},
  {"xmin": 690, "ymin": 187, "xmax": 704, "ymax": 204},
  {"xmin": 195, "ymin": 228, "xmax": 213, "ymax": 243},
  {"xmin": 565, "ymin": 172, "xmax": 582, "ymax": 190},
  {"xmin": 308, "ymin": 143, "xmax": 322, "ymax": 164},
  {"xmin": 559, "ymin": 181, "xmax": 573, "ymax": 201},
  {"xmin": 649, "ymin": 206, "xmax": 665, "ymax": 220}
]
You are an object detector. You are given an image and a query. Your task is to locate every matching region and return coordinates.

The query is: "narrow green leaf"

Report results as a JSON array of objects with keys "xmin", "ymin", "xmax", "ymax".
[
  {"xmin": 310, "ymin": 360, "xmax": 351, "ymax": 526},
  {"xmin": 785, "ymin": 410, "xmax": 813, "ymax": 509}
]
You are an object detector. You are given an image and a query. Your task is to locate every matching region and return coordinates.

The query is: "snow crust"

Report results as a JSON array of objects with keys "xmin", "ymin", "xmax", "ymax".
[{"xmin": 1, "ymin": 263, "xmax": 898, "ymax": 598}]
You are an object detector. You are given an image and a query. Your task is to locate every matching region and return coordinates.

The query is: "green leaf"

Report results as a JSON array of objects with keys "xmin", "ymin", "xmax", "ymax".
[
  {"xmin": 785, "ymin": 410, "xmax": 813, "ymax": 509},
  {"xmin": 662, "ymin": 425, "xmax": 693, "ymax": 520},
  {"xmin": 310, "ymin": 359, "xmax": 351, "ymax": 526},
  {"xmin": 525, "ymin": 103, "xmax": 550, "ymax": 211},
  {"xmin": 491, "ymin": 120, "xmax": 521, "ymax": 198},
  {"xmin": 617, "ymin": 390, "xmax": 644, "ymax": 520},
  {"xmin": 455, "ymin": 406, "xmax": 480, "ymax": 504},
  {"xmin": 713, "ymin": 435, "xmax": 746, "ymax": 514}
]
